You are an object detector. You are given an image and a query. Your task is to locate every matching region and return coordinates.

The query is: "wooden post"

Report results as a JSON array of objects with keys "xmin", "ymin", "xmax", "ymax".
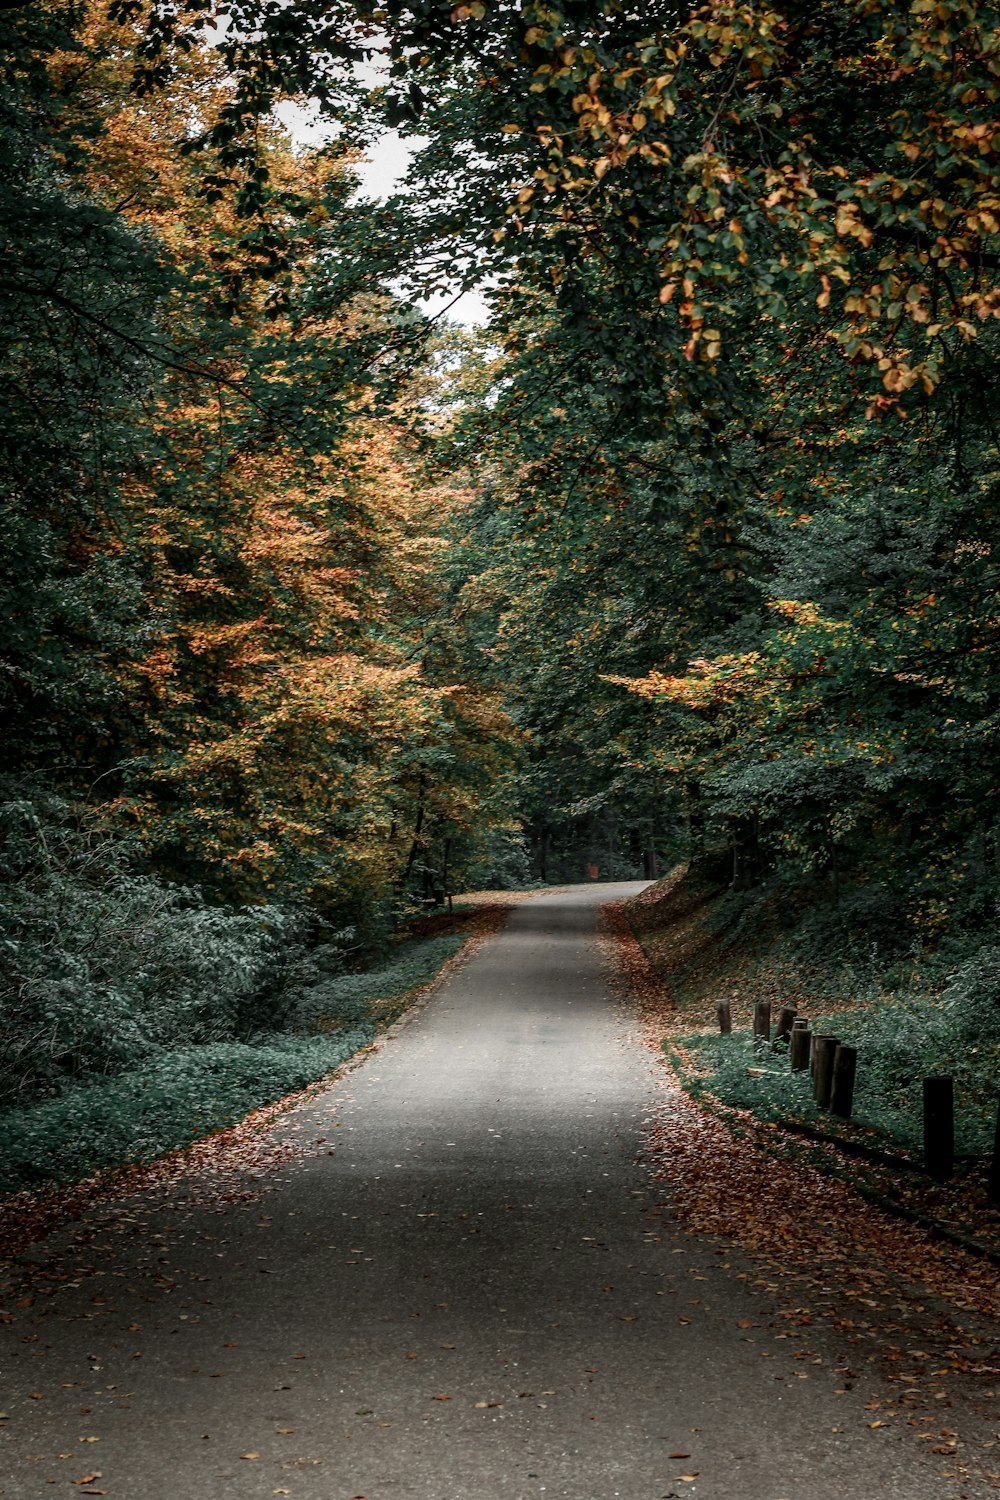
[
  {"xmin": 789, "ymin": 1021, "xmax": 811, "ymax": 1072},
  {"xmin": 830, "ymin": 1045, "xmax": 857, "ymax": 1120},
  {"xmin": 812, "ymin": 1035, "xmax": 839, "ymax": 1108},
  {"xmin": 775, "ymin": 1005, "xmax": 797, "ymax": 1045},
  {"xmin": 752, "ymin": 1000, "xmax": 771, "ymax": 1046},
  {"xmin": 714, "ymin": 998, "xmax": 732, "ymax": 1035},
  {"xmin": 988, "ymin": 1097, "xmax": 1000, "ymax": 1205},
  {"xmin": 923, "ymin": 1076, "xmax": 954, "ymax": 1182}
]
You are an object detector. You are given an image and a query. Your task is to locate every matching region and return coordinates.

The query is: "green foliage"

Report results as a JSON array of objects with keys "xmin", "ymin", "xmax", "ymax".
[
  {"xmin": 405, "ymin": 3, "xmax": 1000, "ymax": 938},
  {"xmin": 283, "ymin": 931, "xmax": 465, "ymax": 1033},
  {"xmin": 0, "ymin": 784, "xmax": 476, "ymax": 1191},
  {"xmin": 0, "ymin": 789, "xmax": 311, "ymax": 1105},
  {"xmin": 680, "ymin": 953, "xmax": 1000, "ymax": 1158},
  {"xmin": 0, "ymin": 1035, "xmax": 370, "ymax": 1194},
  {"xmin": 462, "ymin": 827, "xmax": 533, "ymax": 890},
  {"xmin": 0, "ymin": 916, "xmax": 471, "ymax": 1194}
]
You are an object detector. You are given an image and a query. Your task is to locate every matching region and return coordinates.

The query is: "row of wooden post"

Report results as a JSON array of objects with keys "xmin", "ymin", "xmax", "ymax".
[{"xmin": 714, "ymin": 995, "xmax": 1000, "ymax": 1199}]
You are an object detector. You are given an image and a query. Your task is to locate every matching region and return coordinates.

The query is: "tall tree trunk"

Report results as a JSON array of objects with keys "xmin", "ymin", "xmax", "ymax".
[{"xmin": 401, "ymin": 773, "xmax": 426, "ymax": 888}]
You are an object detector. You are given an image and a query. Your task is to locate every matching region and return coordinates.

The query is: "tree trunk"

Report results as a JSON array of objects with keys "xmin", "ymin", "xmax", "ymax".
[
  {"xmin": 686, "ymin": 781, "xmax": 704, "ymax": 865},
  {"xmin": 401, "ymin": 773, "xmax": 426, "ymax": 888},
  {"xmin": 732, "ymin": 815, "xmax": 760, "ymax": 891}
]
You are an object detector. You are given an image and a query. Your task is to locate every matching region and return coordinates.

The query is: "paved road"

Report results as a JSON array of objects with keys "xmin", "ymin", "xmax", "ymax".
[{"xmin": 0, "ymin": 884, "xmax": 979, "ymax": 1498}]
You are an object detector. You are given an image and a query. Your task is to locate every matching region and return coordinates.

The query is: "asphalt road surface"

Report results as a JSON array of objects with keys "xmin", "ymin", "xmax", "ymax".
[{"xmin": 0, "ymin": 884, "xmax": 985, "ymax": 1498}]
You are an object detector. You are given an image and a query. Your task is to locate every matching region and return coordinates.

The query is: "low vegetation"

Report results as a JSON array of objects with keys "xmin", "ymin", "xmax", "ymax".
[
  {"xmin": 0, "ymin": 786, "xmax": 500, "ymax": 1192},
  {"xmin": 626, "ymin": 872, "xmax": 1000, "ymax": 1176}
]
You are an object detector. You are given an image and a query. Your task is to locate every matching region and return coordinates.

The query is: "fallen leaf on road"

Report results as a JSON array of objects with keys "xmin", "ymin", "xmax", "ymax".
[
  {"xmin": 240, "ymin": 1451, "xmax": 260, "ymax": 1459},
  {"xmin": 669, "ymin": 1452, "xmax": 690, "ymax": 1459},
  {"xmin": 73, "ymin": 1475, "xmax": 101, "ymax": 1485}
]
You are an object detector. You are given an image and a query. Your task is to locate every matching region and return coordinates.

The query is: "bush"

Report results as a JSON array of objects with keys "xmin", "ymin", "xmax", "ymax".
[
  {"xmin": 0, "ymin": 789, "xmax": 476, "ymax": 1191},
  {"xmin": 0, "ymin": 793, "xmax": 311, "ymax": 1104}
]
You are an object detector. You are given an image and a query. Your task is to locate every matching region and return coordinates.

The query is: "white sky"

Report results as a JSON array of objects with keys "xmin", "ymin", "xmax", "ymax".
[{"xmin": 276, "ymin": 101, "xmax": 490, "ymax": 326}]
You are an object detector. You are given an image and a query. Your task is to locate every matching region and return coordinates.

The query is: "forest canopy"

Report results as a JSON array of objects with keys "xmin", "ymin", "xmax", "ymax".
[{"xmin": 1, "ymin": 0, "xmax": 998, "ymax": 1127}]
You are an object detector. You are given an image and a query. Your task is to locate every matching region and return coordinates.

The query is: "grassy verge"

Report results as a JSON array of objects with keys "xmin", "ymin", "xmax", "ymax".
[
  {"xmin": 0, "ymin": 1034, "xmax": 370, "ymax": 1194},
  {"xmin": 620, "ymin": 870, "xmax": 1000, "ymax": 1249},
  {"xmin": 0, "ymin": 902, "xmax": 504, "ymax": 1197}
]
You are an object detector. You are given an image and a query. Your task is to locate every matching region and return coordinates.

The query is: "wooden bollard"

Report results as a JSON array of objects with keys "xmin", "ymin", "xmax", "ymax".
[
  {"xmin": 715, "ymin": 998, "xmax": 732, "ymax": 1034},
  {"xmin": 789, "ymin": 1021, "xmax": 811, "ymax": 1072},
  {"xmin": 812, "ymin": 1034, "xmax": 839, "ymax": 1108},
  {"xmin": 830, "ymin": 1044, "xmax": 857, "ymax": 1120},
  {"xmin": 775, "ymin": 1005, "xmax": 797, "ymax": 1045},
  {"xmin": 988, "ymin": 1097, "xmax": 1000, "ymax": 1205},
  {"xmin": 923, "ymin": 1076, "xmax": 954, "ymax": 1182},
  {"xmin": 752, "ymin": 1000, "xmax": 772, "ymax": 1046}
]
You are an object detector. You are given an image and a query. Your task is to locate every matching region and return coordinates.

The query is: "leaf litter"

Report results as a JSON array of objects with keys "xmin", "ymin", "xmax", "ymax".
[{"xmin": 601, "ymin": 896, "xmax": 1000, "ymax": 1492}]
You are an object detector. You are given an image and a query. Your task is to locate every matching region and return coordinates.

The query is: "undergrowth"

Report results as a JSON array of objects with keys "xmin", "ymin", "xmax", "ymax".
[
  {"xmin": 0, "ymin": 1034, "xmax": 368, "ymax": 1193},
  {"xmin": 0, "ymin": 926, "xmax": 469, "ymax": 1195},
  {"xmin": 679, "ymin": 1024, "xmax": 997, "ymax": 1157},
  {"xmin": 628, "ymin": 869, "xmax": 1000, "ymax": 1160},
  {"xmin": 0, "ymin": 787, "xmax": 483, "ymax": 1193}
]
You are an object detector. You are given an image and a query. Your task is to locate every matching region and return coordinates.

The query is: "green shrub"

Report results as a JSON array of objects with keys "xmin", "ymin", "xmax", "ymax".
[
  {"xmin": 0, "ymin": 792, "xmax": 311, "ymax": 1103},
  {"xmin": 0, "ymin": 789, "xmax": 476, "ymax": 1191}
]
